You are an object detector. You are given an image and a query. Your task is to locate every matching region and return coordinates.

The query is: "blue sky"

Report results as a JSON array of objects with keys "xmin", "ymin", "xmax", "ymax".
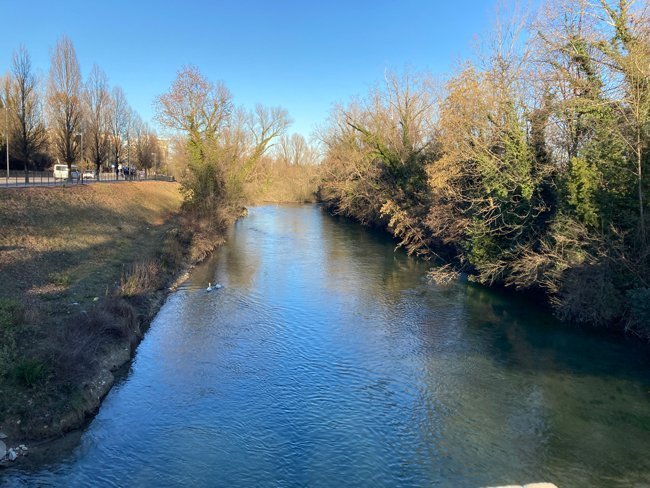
[{"xmin": 0, "ymin": 1, "xmax": 500, "ymax": 138}]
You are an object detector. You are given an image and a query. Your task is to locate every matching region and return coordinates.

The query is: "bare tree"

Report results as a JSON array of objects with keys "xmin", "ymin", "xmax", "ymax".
[
  {"xmin": 8, "ymin": 46, "xmax": 47, "ymax": 183},
  {"xmin": 154, "ymin": 65, "xmax": 233, "ymax": 148},
  {"xmin": 278, "ymin": 133, "xmax": 318, "ymax": 166},
  {"xmin": 125, "ymin": 106, "xmax": 136, "ymax": 170},
  {"xmin": 47, "ymin": 35, "xmax": 83, "ymax": 181},
  {"xmin": 238, "ymin": 104, "xmax": 291, "ymax": 182},
  {"xmin": 0, "ymin": 75, "xmax": 12, "ymax": 174},
  {"xmin": 319, "ymin": 71, "xmax": 439, "ymax": 237},
  {"xmin": 132, "ymin": 114, "xmax": 159, "ymax": 177},
  {"xmin": 83, "ymin": 65, "xmax": 111, "ymax": 179},
  {"xmin": 248, "ymin": 105, "xmax": 291, "ymax": 159},
  {"xmin": 109, "ymin": 86, "xmax": 130, "ymax": 173}
]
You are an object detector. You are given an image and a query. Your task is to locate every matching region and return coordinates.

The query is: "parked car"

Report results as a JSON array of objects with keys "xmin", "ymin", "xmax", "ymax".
[
  {"xmin": 82, "ymin": 170, "xmax": 96, "ymax": 180},
  {"xmin": 53, "ymin": 164, "xmax": 80, "ymax": 181}
]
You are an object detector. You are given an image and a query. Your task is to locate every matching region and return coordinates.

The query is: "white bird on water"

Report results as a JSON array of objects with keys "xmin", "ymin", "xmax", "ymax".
[{"xmin": 207, "ymin": 282, "xmax": 223, "ymax": 292}]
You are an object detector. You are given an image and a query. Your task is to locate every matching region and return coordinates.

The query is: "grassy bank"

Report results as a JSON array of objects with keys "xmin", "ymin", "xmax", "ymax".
[{"xmin": 0, "ymin": 181, "xmax": 213, "ymax": 445}]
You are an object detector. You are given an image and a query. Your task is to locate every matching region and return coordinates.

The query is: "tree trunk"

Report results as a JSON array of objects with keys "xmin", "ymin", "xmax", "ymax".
[{"xmin": 638, "ymin": 136, "xmax": 646, "ymax": 243}]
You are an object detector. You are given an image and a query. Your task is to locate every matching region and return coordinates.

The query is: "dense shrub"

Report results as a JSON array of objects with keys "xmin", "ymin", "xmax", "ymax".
[
  {"xmin": 318, "ymin": 2, "xmax": 650, "ymax": 337},
  {"xmin": 13, "ymin": 359, "xmax": 48, "ymax": 387},
  {"xmin": 626, "ymin": 288, "xmax": 650, "ymax": 337}
]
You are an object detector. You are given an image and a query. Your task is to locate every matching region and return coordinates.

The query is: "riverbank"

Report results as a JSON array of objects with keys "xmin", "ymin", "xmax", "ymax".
[
  {"xmin": 0, "ymin": 182, "xmax": 231, "ymax": 454},
  {"xmin": 3, "ymin": 204, "xmax": 647, "ymax": 486}
]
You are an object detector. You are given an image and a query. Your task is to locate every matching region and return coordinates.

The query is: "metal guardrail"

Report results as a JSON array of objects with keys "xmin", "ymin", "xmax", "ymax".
[{"xmin": 0, "ymin": 171, "xmax": 174, "ymax": 188}]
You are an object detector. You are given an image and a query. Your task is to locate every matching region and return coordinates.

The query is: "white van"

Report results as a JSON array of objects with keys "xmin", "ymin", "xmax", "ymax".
[{"xmin": 53, "ymin": 164, "xmax": 80, "ymax": 181}]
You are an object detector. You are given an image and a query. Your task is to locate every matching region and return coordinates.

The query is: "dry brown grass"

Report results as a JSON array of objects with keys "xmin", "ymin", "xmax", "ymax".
[
  {"xmin": 0, "ymin": 181, "xmax": 182, "ymax": 302},
  {"xmin": 120, "ymin": 260, "xmax": 163, "ymax": 297},
  {"xmin": 0, "ymin": 181, "xmax": 185, "ymax": 438}
]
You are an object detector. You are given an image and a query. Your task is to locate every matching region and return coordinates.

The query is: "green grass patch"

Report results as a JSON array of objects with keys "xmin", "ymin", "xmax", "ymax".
[
  {"xmin": 49, "ymin": 271, "xmax": 73, "ymax": 287},
  {"xmin": 0, "ymin": 299, "xmax": 23, "ymax": 378},
  {"xmin": 13, "ymin": 358, "xmax": 48, "ymax": 387},
  {"xmin": 0, "ymin": 298, "xmax": 23, "ymax": 328}
]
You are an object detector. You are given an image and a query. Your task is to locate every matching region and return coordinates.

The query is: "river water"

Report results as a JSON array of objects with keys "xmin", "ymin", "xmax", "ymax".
[{"xmin": 2, "ymin": 204, "xmax": 650, "ymax": 487}]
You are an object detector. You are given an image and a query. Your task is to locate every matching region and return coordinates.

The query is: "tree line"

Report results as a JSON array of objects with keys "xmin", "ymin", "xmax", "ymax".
[
  {"xmin": 318, "ymin": 0, "xmax": 650, "ymax": 337},
  {"xmin": 0, "ymin": 36, "xmax": 163, "ymax": 181},
  {"xmin": 154, "ymin": 65, "xmax": 319, "ymax": 216}
]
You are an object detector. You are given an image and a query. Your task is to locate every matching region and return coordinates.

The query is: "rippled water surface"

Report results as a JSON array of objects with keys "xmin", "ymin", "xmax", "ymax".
[{"xmin": 3, "ymin": 204, "xmax": 650, "ymax": 487}]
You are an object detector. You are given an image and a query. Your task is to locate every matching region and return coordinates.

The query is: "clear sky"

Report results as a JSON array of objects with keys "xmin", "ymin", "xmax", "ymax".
[{"xmin": 0, "ymin": 0, "xmax": 501, "ymax": 138}]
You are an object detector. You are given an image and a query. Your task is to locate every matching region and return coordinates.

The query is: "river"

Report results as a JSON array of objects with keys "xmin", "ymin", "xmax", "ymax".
[{"xmin": 2, "ymin": 204, "xmax": 649, "ymax": 487}]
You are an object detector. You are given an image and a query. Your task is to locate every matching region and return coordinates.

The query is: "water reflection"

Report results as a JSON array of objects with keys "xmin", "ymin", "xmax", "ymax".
[{"xmin": 2, "ymin": 204, "xmax": 649, "ymax": 488}]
